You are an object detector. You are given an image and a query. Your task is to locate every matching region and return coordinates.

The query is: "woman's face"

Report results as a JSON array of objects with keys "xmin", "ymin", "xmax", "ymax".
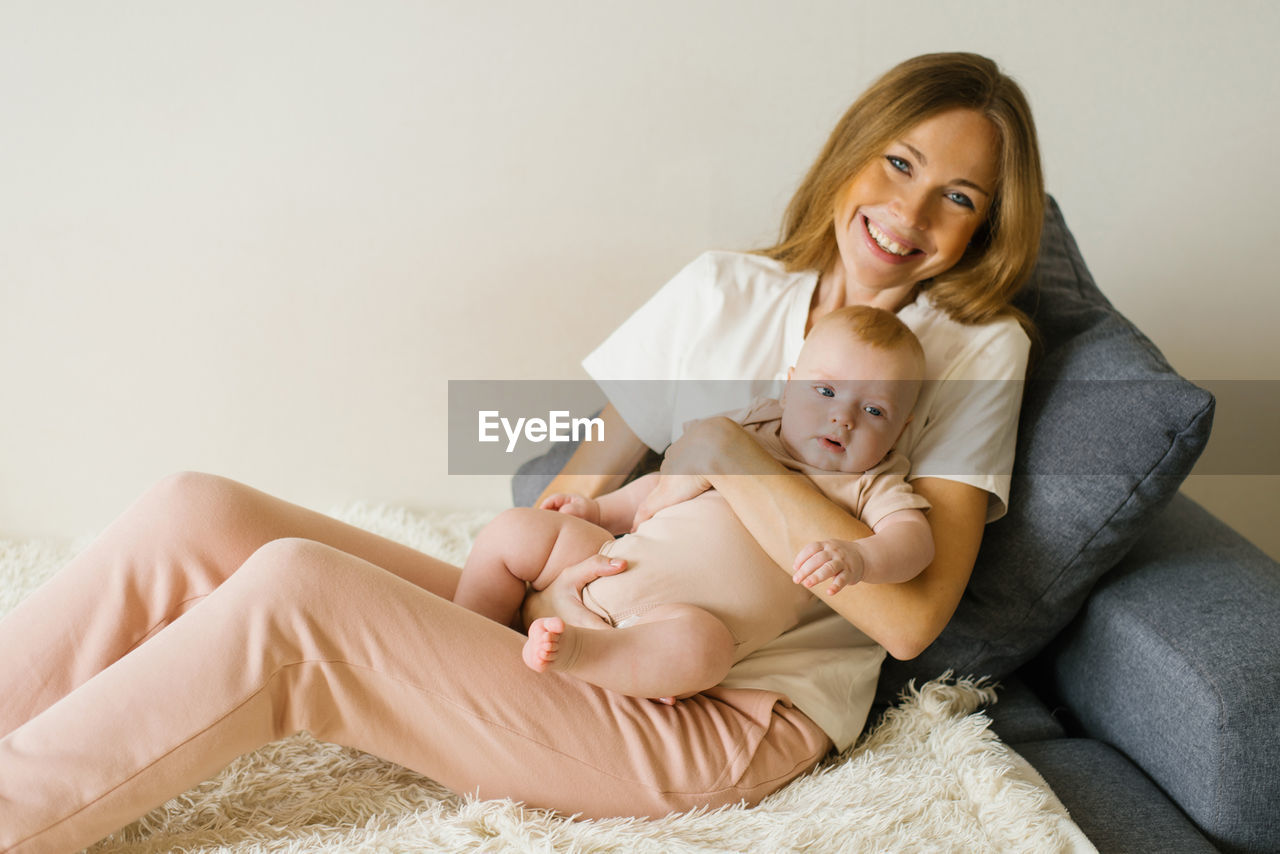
[{"xmin": 831, "ymin": 108, "xmax": 1000, "ymax": 300}]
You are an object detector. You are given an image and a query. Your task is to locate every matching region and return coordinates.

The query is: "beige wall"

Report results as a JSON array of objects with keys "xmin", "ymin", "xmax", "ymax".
[{"xmin": 2, "ymin": 1, "xmax": 1277, "ymax": 558}]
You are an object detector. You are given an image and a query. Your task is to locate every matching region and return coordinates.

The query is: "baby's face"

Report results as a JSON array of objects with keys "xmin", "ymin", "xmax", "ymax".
[{"xmin": 778, "ymin": 330, "xmax": 921, "ymax": 473}]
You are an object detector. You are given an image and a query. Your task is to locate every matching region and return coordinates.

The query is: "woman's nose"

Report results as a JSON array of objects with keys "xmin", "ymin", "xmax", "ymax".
[{"xmin": 891, "ymin": 186, "xmax": 931, "ymax": 230}]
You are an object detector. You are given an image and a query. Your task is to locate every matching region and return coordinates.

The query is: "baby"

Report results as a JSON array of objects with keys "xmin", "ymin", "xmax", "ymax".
[{"xmin": 453, "ymin": 305, "xmax": 934, "ymax": 700}]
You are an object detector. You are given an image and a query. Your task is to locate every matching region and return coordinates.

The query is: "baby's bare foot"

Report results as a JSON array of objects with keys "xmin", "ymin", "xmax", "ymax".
[
  {"xmin": 524, "ymin": 616, "xmax": 588, "ymax": 675},
  {"xmin": 523, "ymin": 617, "xmax": 565, "ymax": 672}
]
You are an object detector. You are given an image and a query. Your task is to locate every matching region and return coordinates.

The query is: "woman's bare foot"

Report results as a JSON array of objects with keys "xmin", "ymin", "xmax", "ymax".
[{"xmin": 523, "ymin": 617, "xmax": 581, "ymax": 673}]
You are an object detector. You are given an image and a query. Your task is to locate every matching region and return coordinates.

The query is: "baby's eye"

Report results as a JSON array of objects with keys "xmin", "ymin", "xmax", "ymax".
[
  {"xmin": 946, "ymin": 190, "xmax": 975, "ymax": 210},
  {"xmin": 886, "ymin": 155, "xmax": 910, "ymax": 174},
  {"xmin": 863, "ymin": 405, "xmax": 884, "ymax": 417},
  {"xmin": 815, "ymin": 386, "xmax": 835, "ymax": 398}
]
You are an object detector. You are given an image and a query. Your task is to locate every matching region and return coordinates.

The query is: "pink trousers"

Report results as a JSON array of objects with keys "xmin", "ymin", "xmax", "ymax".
[{"xmin": 0, "ymin": 473, "xmax": 831, "ymax": 854}]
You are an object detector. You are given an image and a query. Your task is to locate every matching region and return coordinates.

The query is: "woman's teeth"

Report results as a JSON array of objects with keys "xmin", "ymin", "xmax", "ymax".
[{"xmin": 866, "ymin": 219, "xmax": 913, "ymax": 256}]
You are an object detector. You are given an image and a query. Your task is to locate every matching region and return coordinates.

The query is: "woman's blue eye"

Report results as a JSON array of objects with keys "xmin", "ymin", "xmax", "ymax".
[
  {"xmin": 863, "ymin": 405, "xmax": 884, "ymax": 417},
  {"xmin": 886, "ymin": 155, "xmax": 909, "ymax": 174},
  {"xmin": 947, "ymin": 191, "xmax": 975, "ymax": 210}
]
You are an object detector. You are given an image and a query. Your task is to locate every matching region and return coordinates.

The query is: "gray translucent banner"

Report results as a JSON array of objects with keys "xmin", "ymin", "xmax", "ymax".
[
  {"xmin": 449, "ymin": 380, "xmax": 612, "ymax": 475},
  {"xmin": 447, "ymin": 379, "xmax": 1278, "ymax": 476}
]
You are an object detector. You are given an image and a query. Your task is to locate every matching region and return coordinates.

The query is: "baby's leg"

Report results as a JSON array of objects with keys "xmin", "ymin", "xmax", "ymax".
[
  {"xmin": 454, "ymin": 508, "xmax": 613, "ymax": 625},
  {"xmin": 524, "ymin": 604, "xmax": 737, "ymax": 700}
]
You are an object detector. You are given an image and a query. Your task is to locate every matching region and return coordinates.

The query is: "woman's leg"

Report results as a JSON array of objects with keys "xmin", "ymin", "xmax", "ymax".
[
  {"xmin": 0, "ymin": 471, "xmax": 463, "ymax": 736},
  {"xmin": 0, "ymin": 539, "xmax": 831, "ymax": 854},
  {"xmin": 454, "ymin": 507, "xmax": 614, "ymax": 624}
]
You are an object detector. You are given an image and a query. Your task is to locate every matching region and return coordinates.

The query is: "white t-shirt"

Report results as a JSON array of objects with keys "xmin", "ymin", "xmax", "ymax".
[{"xmin": 581, "ymin": 250, "xmax": 1030, "ymax": 750}]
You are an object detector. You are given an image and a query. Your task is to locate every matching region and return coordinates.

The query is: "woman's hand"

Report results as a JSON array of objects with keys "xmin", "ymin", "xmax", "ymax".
[
  {"xmin": 632, "ymin": 416, "xmax": 774, "ymax": 526},
  {"xmin": 660, "ymin": 416, "xmax": 734, "ymax": 472},
  {"xmin": 520, "ymin": 553, "xmax": 627, "ymax": 631},
  {"xmin": 632, "ymin": 474, "xmax": 711, "ymax": 528},
  {"xmin": 661, "ymin": 416, "xmax": 777, "ymax": 476}
]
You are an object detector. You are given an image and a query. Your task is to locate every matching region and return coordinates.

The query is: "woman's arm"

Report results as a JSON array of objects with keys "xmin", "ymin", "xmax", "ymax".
[
  {"xmin": 535, "ymin": 403, "xmax": 650, "ymax": 506},
  {"xmin": 657, "ymin": 417, "xmax": 986, "ymax": 660}
]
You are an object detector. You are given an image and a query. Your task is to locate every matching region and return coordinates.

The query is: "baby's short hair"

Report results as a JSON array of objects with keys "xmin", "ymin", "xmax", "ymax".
[{"xmin": 809, "ymin": 305, "xmax": 926, "ymax": 371}]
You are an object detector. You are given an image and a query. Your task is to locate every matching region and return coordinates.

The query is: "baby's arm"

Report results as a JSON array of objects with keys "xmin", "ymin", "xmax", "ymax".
[
  {"xmin": 792, "ymin": 508, "xmax": 934, "ymax": 594},
  {"xmin": 541, "ymin": 473, "xmax": 660, "ymax": 535}
]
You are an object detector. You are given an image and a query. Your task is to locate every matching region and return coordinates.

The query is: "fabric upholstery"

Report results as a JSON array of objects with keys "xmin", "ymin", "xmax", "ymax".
[
  {"xmin": 879, "ymin": 195, "xmax": 1215, "ymax": 694},
  {"xmin": 1050, "ymin": 492, "xmax": 1280, "ymax": 854},
  {"xmin": 1015, "ymin": 738, "xmax": 1218, "ymax": 854},
  {"xmin": 982, "ymin": 676, "xmax": 1066, "ymax": 745}
]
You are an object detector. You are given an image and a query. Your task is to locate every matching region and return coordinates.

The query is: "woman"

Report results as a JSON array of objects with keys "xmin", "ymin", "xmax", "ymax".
[{"xmin": 0, "ymin": 52, "xmax": 1042, "ymax": 853}]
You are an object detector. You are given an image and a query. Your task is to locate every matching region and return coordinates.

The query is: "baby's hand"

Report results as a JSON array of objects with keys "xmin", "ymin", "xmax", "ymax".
[
  {"xmin": 792, "ymin": 539, "xmax": 865, "ymax": 596},
  {"xmin": 539, "ymin": 492, "xmax": 601, "ymax": 525}
]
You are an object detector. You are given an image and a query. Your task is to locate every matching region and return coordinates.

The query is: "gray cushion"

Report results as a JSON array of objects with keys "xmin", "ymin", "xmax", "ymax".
[{"xmin": 879, "ymin": 196, "xmax": 1215, "ymax": 695}]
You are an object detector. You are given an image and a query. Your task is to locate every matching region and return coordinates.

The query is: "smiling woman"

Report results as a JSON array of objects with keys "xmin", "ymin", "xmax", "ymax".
[{"xmin": 764, "ymin": 52, "xmax": 1043, "ymax": 331}]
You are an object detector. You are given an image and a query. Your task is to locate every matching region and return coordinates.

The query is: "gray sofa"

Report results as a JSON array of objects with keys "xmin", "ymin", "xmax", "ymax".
[
  {"xmin": 985, "ymin": 493, "xmax": 1279, "ymax": 853},
  {"xmin": 514, "ymin": 197, "xmax": 1280, "ymax": 853}
]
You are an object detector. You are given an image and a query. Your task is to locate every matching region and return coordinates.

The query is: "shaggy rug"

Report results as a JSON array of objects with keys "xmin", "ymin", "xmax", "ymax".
[{"xmin": 0, "ymin": 503, "xmax": 1095, "ymax": 853}]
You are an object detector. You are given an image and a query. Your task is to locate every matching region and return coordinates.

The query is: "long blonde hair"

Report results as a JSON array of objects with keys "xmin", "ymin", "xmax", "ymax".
[{"xmin": 760, "ymin": 52, "xmax": 1044, "ymax": 331}]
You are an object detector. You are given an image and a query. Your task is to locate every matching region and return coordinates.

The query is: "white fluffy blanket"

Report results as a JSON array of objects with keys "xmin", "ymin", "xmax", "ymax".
[{"xmin": 0, "ymin": 504, "xmax": 1095, "ymax": 853}]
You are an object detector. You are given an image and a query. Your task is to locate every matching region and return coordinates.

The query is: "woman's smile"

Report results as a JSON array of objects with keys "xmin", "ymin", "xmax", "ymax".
[{"xmin": 861, "ymin": 214, "xmax": 923, "ymax": 263}]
